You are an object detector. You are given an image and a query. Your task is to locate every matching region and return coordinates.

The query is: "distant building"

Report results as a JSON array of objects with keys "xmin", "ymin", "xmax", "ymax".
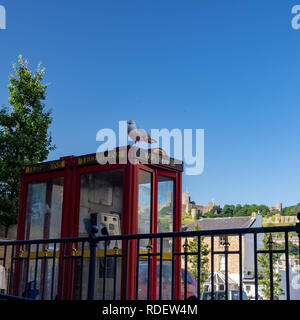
[
  {"xmin": 183, "ymin": 213, "xmax": 264, "ymax": 298},
  {"xmin": 182, "ymin": 192, "xmax": 192, "ymax": 213},
  {"xmin": 182, "ymin": 192, "xmax": 220, "ymax": 216},
  {"xmin": 269, "ymin": 203, "xmax": 282, "ymax": 212},
  {"xmin": 275, "ymin": 256, "xmax": 300, "ymax": 273}
]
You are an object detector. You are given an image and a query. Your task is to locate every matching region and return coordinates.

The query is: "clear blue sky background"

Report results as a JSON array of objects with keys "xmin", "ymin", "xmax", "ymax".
[{"xmin": 1, "ymin": 0, "xmax": 300, "ymax": 208}]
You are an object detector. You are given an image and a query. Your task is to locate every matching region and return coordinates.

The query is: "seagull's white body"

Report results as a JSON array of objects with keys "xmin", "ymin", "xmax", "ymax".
[{"xmin": 127, "ymin": 120, "xmax": 156, "ymax": 144}]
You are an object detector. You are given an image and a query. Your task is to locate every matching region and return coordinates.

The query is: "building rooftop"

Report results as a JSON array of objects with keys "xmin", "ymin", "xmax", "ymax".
[
  {"xmin": 182, "ymin": 216, "xmax": 256, "ymax": 232},
  {"xmin": 204, "ymin": 271, "xmax": 238, "ymax": 285}
]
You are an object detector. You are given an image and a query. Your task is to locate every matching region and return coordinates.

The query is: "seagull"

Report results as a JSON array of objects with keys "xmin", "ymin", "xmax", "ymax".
[{"xmin": 127, "ymin": 120, "xmax": 157, "ymax": 144}]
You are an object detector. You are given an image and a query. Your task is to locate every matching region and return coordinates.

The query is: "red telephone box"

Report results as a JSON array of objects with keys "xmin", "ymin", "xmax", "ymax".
[{"xmin": 16, "ymin": 146, "xmax": 183, "ymax": 300}]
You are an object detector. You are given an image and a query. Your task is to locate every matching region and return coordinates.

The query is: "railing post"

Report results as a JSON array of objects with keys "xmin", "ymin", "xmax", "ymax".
[{"xmin": 87, "ymin": 225, "xmax": 98, "ymax": 300}]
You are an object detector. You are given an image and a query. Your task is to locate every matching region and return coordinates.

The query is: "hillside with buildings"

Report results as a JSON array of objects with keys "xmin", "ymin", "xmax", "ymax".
[{"xmin": 182, "ymin": 192, "xmax": 299, "ymax": 226}]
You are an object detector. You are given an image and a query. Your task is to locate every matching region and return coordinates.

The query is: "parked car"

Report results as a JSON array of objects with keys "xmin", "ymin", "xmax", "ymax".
[
  {"xmin": 200, "ymin": 290, "xmax": 249, "ymax": 300},
  {"xmin": 138, "ymin": 263, "xmax": 198, "ymax": 300}
]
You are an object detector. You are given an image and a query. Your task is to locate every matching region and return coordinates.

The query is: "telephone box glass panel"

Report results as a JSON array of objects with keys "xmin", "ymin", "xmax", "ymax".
[
  {"xmin": 23, "ymin": 177, "xmax": 63, "ymax": 299},
  {"xmin": 156, "ymin": 175, "xmax": 175, "ymax": 300},
  {"xmin": 77, "ymin": 168, "xmax": 124, "ymax": 300},
  {"xmin": 25, "ymin": 177, "xmax": 64, "ymax": 240},
  {"xmin": 137, "ymin": 169, "xmax": 153, "ymax": 299},
  {"xmin": 138, "ymin": 170, "xmax": 152, "ymax": 250}
]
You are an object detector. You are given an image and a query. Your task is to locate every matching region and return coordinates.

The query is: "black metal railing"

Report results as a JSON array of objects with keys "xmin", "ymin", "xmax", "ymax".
[{"xmin": 0, "ymin": 217, "xmax": 299, "ymax": 301}]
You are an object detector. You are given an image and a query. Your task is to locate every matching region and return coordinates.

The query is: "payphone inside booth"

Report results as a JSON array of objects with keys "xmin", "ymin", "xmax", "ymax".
[
  {"xmin": 89, "ymin": 212, "xmax": 121, "ymax": 245},
  {"xmin": 16, "ymin": 146, "xmax": 183, "ymax": 300}
]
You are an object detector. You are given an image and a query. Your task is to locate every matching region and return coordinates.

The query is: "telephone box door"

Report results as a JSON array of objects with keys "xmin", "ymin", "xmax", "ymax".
[{"xmin": 18, "ymin": 172, "xmax": 66, "ymax": 299}]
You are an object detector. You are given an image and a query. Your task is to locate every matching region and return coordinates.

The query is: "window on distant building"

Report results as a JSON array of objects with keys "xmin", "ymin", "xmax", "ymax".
[
  {"xmin": 219, "ymin": 255, "xmax": 225, "ymax": 271},
  {"xmin": 246, "ymin": 285, "xmax": 251, "ymax": 292},
  {"xmin": 219, "ymin": 284, "xmax": 225, "ymax": 291}
]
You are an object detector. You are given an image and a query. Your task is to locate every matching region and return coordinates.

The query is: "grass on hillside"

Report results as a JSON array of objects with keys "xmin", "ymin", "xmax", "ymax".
[
  {"xmin": 182, "ymin": 214, "xmax": 195, "ymax": 226},
  {"xmin": 262, "ymin": 222, "xmax": 296, "ymax": 227}
]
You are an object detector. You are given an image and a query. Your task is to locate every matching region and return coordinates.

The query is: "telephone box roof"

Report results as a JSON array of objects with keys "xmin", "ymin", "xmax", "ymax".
[{"xmin": 22, "ymin": 145, "xmax": 184, "ymax": 175}]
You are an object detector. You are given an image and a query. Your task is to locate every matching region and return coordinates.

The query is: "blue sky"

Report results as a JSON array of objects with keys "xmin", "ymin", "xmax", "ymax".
[{"xmin": 1, "ymin": 0, "xmax": 300, "ymax": 208}]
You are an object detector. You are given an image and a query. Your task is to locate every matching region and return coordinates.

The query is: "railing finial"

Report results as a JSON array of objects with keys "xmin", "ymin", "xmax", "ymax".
[
  {"xmin": 146, "ymin": 239, "xmax": 152, "ymax": 253},
  {"xmin": 183, "ymin": 237, "xmax": 189, "ymax": 253},
  {"xmin": 224, "ymin": 236, "xmax": 230, "ymax": 251},
  {"xmin": 113, "ymin": 240, "xmax": 119, "ymax": 255},
  {"xmin": 72, "ymin": 244, "xmax": 77, "ymax": 256}
]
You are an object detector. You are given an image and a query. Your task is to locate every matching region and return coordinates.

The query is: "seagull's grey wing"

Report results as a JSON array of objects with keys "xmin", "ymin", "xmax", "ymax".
[
  {"xmin": 129, "ymin": 128, "xmax": 149, "ymax": 143},
  {"xmin": 128, "ymin": 123, "xmax": 157, "ymax": 144},
  {"xmin": 129, "ymin": 128, "xmax": 144, "ymax": 141}
]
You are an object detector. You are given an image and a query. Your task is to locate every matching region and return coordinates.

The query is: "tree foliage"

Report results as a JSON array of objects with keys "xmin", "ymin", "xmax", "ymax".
[
  {"xmin": 203, "ymin": 203, "xmax": 278, "ymax": 219},
  {"xmin": 203, "ymin": 206, "xmax": 222, "ymax": 218},
  {"xmin": 281, "ymin": 203, "xmax": 300, "ymax": 216},
  {"xmin": 187, "ymin": 225, "xmax": 210, "ymax": 289},
  {"xmin": 276, "ymin": 241, "xmax": 299, "ymax": 257},
  {"xmin": 258, "ymin": 234, "xmax": 284, "ymax": 300},
  {"xmin": 0, "ymin": 55, "xmax": 55, "ymax": 235}
]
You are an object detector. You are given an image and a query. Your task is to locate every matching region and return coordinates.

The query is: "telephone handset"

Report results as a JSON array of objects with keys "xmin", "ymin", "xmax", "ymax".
[{"xmin": 89, "ymin": 212, "xmax": 121, "ymax": 250}]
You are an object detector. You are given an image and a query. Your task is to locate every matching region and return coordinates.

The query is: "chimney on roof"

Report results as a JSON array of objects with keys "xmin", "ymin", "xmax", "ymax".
[{"xmin": 251, "ymin": 212, "xmax": 257, "ymax": 218}]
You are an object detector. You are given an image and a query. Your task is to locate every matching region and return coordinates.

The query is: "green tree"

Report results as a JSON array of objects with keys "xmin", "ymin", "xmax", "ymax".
[
  {"xmin": 277, "ymin": 241, "xmax": 299, "ymax": 257},
  {"xmin": 256, "ymin": 205, "xmax": 271, "ymax": 217},
  {"xmin": 186, "ymin": 225, "xmax": 209, "ymax": 290},
  {"xmin": 282, "ymin": 203, "xmax": 300, "ymax": 216},
  {"xmin": 0, "ymin": 55, "xmax": 55, "ymax": 236},
  {"xmin": 204, "ymin": 206, "xmax": 221, "ymax": 218},
  {"xmin": 233, "ymin": 204, "xmax": 242, "ymax": 216},
  {"xmin": 224, "ymin": 204, "xmax": 270, "ymax": 217},
  {"xmin": 258, "ymin": 234, "xmax": 284, "ymax": 300},
  {"xmin": 220, "ymin": 205, "xmax": 235, "ymax": 217},
  {"xmin": 288, "ymin": 241, "xmax": 299, "ymax": 256}
]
